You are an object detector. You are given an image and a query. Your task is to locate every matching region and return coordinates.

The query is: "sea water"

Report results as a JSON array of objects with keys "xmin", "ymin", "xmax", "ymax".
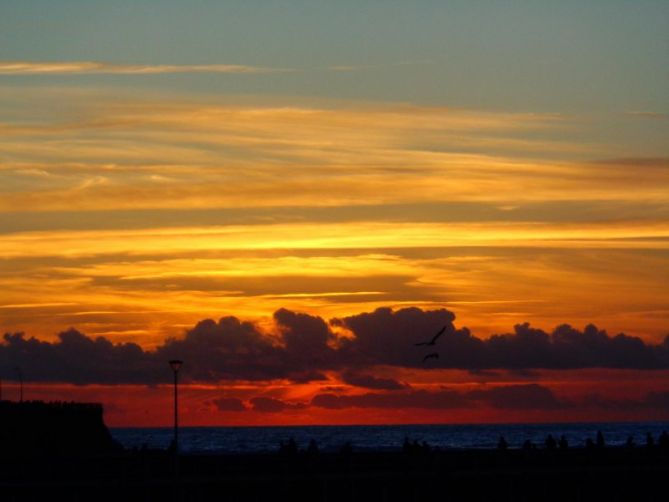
[{"xmin": 111, "ymin": 422, "xmax": 669, "ymax": 454}]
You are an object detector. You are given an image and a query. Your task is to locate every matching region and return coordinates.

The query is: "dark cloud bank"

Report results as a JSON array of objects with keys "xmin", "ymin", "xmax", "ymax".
[
  {"xmin": 313, "ymin": 383, "xmax": 566, "ymax": 412},
  {"xmin": 208, "ymin": 384, "xmax": 562, "ymax": 413},
  {"xmin": 212, "ymin": 384, "xmax": 669, "ymax": 414},
  {"xmin": 2, "ymin": 306, "xmax": 669, "ymax": 385}
]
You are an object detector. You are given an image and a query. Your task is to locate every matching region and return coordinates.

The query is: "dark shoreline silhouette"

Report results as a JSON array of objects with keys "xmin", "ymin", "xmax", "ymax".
[
  {"xmin": 1, "ymin": 401, "xmax": 668, "ymax": 500},
  {"xmin": 2, "ymin": 443, "xmax": 669, "ymax": 501}
]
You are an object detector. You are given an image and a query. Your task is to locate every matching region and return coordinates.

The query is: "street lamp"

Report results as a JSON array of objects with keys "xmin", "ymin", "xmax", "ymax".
[{"xmin": 169, "ymin": 360, "xmax": 183, "ymax": 454}]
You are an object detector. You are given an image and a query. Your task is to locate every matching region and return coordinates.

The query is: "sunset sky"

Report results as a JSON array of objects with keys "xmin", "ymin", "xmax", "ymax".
[{"xmin": 1, "ymin": 1, "xmax": 668, "ymax": 426}]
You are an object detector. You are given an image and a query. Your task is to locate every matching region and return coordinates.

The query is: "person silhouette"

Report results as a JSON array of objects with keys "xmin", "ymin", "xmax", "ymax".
[
  {"xmin": 646, "ymin": 432, "xmax": 655, "ymax": 449},
  {"xmin": 659, "ymin": 431, "xmax": 669, "ymax": 450},
  {"xmin": 340, "ymin": 441, "xmax": 353, "ymax": 456},
  {"xmin": 307, "ymin": 438, "xmax": 319, "ymax": 456},
  {"xmin": 497, "ymin": 436, "xmax": 508, "ymax": 451},
  {"xmin": 625, "ymin": 435, "xmax": 635, "ymax": 448},
  {"xmin": 522, "ymin": 439, "xmax": 535, "ymax": 451},
  {"xmin": 403, "ymin": 436, "xmax": 411, "ymax": 454},
  {"xmin": 596, "ymin": 430, "xmax": 605, "ymax": 449},
  {"xmin": 558, "ymin": 435, "xmax": 568, "ymax": 450},
  {"xmin": 545, "ymin": 434, "xmax": 557, "ymax": 450},
  {"xmin": 287, "ymin": 437, "xmax": 298, "ymax": 455}
]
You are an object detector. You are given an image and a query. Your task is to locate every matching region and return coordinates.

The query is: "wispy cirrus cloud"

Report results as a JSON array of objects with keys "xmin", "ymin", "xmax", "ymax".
[
  {"xmin": 626, "ymin": 111, "xmax": 669, "ymax": 120},
  {"xmin": 0, "ymin": 89, "xmax": 632, "ymax": 214},
  {"xmin": 0, "ymin": 59, "xmax": 436, "ymax": 76},
  {"xmin": 0, "ymin": 61, "xmax": 289, "ymax": 75},
  {"xmin": 327, "ymin": 59, "xmax": 433, "ymax": 72}
]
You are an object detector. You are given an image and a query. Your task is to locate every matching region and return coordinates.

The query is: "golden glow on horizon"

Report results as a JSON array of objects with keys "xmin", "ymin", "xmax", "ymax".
[
  {"xmin": 1, "ymin": 88, "xmax": 668, "ymax": 351},
  {"xmin": 2, "ymin": 220, "xmax": 668, "ymax": 258}
]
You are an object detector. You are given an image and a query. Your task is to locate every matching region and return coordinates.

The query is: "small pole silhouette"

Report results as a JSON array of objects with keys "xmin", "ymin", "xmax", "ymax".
[
  {"xmin": 169, "ymin": 360, "xmax": 183, "ymax": 454},
  {"xmin": 169, "ymin": 359, "xmax": 183, "ymax": 484}
]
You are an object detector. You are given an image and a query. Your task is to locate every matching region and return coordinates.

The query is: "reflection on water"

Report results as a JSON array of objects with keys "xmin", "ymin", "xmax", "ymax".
[{"xmin": 112, "ymin": 422, "xmax": 669, "ymax": 454}]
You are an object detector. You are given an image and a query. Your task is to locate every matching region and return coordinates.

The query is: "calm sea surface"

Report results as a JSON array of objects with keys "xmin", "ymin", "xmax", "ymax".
[{"xmin": 111, "ymin": 422, "xmax": 669, "ymax": 454}]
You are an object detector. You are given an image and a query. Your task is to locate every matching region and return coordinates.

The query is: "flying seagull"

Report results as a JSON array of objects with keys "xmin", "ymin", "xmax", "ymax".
[
  {"xmin": 422, "ymin": 352, "xmax": 439, "ymax": 363},
  {"xmin": 414, "ymin": 325, "xmax": 447, "ymax": 346}
]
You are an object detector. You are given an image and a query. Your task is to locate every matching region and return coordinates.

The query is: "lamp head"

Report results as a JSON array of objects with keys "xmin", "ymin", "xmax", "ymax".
[{"xmin": 169, "ymin": 360, "xmax": 183, "ymax": 373}]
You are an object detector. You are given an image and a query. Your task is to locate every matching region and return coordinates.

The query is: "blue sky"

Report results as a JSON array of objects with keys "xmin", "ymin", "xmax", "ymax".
[{"xmin": 1, "ymin": 0, "xmax": 667, "ymax": 111}]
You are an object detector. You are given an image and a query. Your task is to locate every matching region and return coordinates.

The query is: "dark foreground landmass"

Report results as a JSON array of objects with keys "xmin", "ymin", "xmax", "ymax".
[
  {"xmin": 0, "ymin": 400, "xmax": 118, "ymax": 456},
  {"xmin": 1, "ymin": 446, "xmax": 668, "ymax": 501},
  {"xmin": 1, "ymin": 402, "xmax": 667, "ymax": 501}
]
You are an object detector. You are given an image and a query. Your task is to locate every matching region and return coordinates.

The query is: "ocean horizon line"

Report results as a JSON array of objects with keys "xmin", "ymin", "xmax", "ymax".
[{"xmin": 111, "ymin": 419, "xmax": 669, "ymax": 430}]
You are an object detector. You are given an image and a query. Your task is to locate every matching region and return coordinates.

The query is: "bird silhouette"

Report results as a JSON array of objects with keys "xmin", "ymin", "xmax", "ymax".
[
  {"xmin": 414, "ymin": 325, "xmax": 447, "ymax": 346},
  {"xmin": 422, "ymin": 352, "xmax": 439, "ymax": 362}
]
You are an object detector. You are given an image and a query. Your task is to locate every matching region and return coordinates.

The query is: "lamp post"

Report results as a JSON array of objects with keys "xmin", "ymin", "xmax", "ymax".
[{"xmin": 168, "ymin": 360, "xmax": 183, "ymax": 454}]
